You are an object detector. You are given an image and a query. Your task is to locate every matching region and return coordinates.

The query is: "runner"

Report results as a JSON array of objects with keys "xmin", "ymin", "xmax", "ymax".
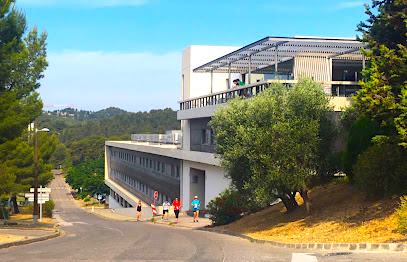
[
  {"xmin": 172, "ymin": 197, "xmax": 182, "ymax": 224},
  {"xmin": 162, "ymin": 200, "xmax": 170, "ymax": 220},
  {"xmin": 191, "ymin": 196, "xmax": 200, "ymax": 222},
  {"xmin": 136, "ymin": 201, "xmax": 142, "ymax": 221}
]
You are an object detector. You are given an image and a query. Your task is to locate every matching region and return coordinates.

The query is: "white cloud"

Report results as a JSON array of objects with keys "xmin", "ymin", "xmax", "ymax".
[
  {"xmin": 17, "ymin": 0, "xmax": 148, "ymax": 7},
  {"xmin": 39, "ymin": 50, "xmax": 181, "ymax": 112},
  {"xmin": 334, "ymin": 1, "xmax": 365, "ymax": 10}
]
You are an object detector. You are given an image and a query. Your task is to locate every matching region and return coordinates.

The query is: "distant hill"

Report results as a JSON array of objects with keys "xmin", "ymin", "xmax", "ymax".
[
  {"xmin": 38, "ymin": 107, "xmax": 180, "ymax": 145},
  {"xmin": 44, "ymin": 107, "xmax": 127, "ymax": 121}
]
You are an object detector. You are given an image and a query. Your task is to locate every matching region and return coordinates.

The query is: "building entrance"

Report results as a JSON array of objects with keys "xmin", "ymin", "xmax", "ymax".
[{"xmin": 189, "ymin": 168, "xmax": 205, "ymax": 210}]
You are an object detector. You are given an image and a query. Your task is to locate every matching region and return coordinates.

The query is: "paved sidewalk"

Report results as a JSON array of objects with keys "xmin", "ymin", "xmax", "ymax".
[
  {"xmin": 87, "ymin": 207, "xmax": 212, "ymax": 228},
  {"xmin": 153, "ymin": 214, "xmax": 211, "ymax": 229}
]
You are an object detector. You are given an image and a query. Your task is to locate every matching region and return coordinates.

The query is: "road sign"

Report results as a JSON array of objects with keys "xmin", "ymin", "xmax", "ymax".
[
  {"xmin": 97, "ymin": 194, "xmax": 102, "ymax": 200},
  {"xmin": 30, "ymin": 187, "xmax": 51, "ymax": 193},
  {"xmin": 154, "ymin": 191, "xmax": 158, "ymax": 199},
  {"xmin": 25, "ymin": 193, "xmax": 50, "ymax": 201}
]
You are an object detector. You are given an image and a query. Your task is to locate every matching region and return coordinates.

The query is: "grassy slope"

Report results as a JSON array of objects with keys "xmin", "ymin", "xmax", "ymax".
[{"xmin": 220, "ymin": 183, "xmax": 407, "ymax": 243}]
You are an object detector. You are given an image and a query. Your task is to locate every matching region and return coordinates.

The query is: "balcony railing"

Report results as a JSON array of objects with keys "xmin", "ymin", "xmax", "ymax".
[
  {"xmin": 179, "ymin": 80, "xmax": 360, "ymax": 111},
  {"xmin": 131, "ymin": 132, "xmax": 181, "ymax": 145}
]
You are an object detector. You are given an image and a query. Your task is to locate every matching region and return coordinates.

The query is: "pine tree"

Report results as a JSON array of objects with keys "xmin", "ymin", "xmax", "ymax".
[{"xmin": 355, "ymin": 0, "xmax": 407, "ymax": 145}]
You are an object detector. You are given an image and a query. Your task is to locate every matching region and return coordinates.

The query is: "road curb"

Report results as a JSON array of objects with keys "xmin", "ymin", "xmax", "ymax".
[
  {"xmin": 0, "ymin": 230, "xmax": 60, "ymax": 249},
  {"xmin": 197, "ymin": 228, "xmax": 407, "ymax": 253}
]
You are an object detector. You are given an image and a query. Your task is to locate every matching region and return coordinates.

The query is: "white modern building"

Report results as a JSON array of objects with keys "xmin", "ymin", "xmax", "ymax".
[{"xmin": 105, "ymin": 36, "xmax": 366, "ymax": 215}]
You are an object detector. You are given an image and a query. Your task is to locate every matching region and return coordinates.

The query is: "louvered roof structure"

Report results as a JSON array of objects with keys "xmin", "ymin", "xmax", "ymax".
[{"xmin": 193, "ymin": 36, "xmax": 366, "ymax": 74}]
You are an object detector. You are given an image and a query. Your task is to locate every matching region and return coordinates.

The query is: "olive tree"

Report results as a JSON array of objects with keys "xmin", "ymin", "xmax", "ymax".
[{"xmin": 210, "ymin": 78, "xmax": 334, "ymax": 214}]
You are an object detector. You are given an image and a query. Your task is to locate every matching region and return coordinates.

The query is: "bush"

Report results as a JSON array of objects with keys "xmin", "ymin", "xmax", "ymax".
[
  {"xmin": 42, "ymin": 200, "xmax": 55, "ymax": 218},
  {"xmin": 83, "ymin": 196, "xmax": 90, "ymax": 202},
  {"xmin": 353, "ymin": 143, "xmax": 407, "ymax": 198},
  {"xmin": 341, "ymin": 117, "xmax": 383, "ymax": 178},
  {"xmin": 397, "ymin": 196, "xmax": 407, "ymax": 234},
  {"xmin": 0, "ymin": 206, "xmax": 9, "ymax": 219},
  {"xmin": 206, "ymin": 189, "xmax": 263, "ymax": 226}
]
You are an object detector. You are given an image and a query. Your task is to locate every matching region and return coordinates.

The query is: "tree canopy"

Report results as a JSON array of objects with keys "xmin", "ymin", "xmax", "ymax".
[
  {"xmin": 210, "ymin": 78, "xmax": 335, "ymax": 213},
  {"xmin": 355, "ymin": 0, "xmax": 407, "ymax": 146}
]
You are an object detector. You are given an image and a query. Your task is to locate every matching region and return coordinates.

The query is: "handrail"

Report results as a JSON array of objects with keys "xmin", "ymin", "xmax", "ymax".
[{"xmin": 178, "ymin": 79, "xmax": 360, "ymax": 111}]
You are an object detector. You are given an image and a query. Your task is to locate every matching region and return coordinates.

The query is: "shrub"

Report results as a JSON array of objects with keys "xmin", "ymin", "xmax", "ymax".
[
  {"xmin": 353, "ymin": 143, "xmax": 407, "ymax": 198},
  {"xmin": 42, "ymin": 200, "xmax": 55, "ymax": 218},
  {"xmin": 341, "ymin": 117, "xmax": 383, "ymax": 178},
  {"xmin": 0, "ymin": 206, "xmax": 9, "ymax": 219},
  {"xmin": 83, "ymin": 196, "xmax": 90, "ymax": 202},
  {"xmin": 206, "ymin": 189, "xmax": 263, "ymax": 226},
  {"xmin": 397, "ymin": 196, "xmax": 407, "ymax": 234}
]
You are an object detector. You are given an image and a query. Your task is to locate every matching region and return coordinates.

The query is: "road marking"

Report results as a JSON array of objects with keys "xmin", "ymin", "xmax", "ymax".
[
  {"xmin": 292, "ymin": 253, "xmax": 317, "ymax": 262},
  {"xmin": 101, "ymin": 226, "xmax": 125, "ymax": 236},
  {"xmin": 54, "ymin": 213, "xmax": 73, "ymax": 226},
  {"xmin": 71, "ymin": 221, "xmax": 89, "ymax": 225}
]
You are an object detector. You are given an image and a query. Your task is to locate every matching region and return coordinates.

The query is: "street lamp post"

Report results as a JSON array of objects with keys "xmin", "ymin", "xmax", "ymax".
[{"xmin": 33, "ymin": 119, "xmax": 50, "ymax": 223}]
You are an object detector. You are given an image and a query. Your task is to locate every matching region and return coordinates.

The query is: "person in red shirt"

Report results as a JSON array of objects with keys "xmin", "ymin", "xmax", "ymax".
[{"xmin": 172, "ymin": 197, "xmax": 182, "ymax": 224}]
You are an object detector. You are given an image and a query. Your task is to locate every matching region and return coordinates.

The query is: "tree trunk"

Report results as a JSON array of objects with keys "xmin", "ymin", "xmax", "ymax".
[
  {"xmin": 300, "ymin": 188, "xmax": 312, "ymax": 216},
  {"xmin": 11, "ymin": 196, "xmax": 19, "ymax": 214},
  {"xmin": 280, "ymin": 192, "xmax": 298, "ymax": 213}
]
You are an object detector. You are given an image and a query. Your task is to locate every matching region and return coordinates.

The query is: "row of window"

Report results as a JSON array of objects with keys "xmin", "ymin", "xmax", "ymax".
[
  {"xmin": 112, "ymin": 150, "xmax": 180, "ymax": 178},
  {"xmin": 111, "ymin": 168, "xmax": 172, "ymax": 204}
]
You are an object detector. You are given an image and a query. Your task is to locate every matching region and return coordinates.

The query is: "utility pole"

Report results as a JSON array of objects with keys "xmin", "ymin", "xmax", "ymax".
[{"xmin": 33, "ymin": 119, "xmax": 39, "ymax": 223}]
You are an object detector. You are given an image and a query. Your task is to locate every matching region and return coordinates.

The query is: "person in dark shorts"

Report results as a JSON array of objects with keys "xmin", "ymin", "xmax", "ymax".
[
  {"xmin": 136, "ymin": 201, "xmax": 142, "ymax": 221},
  {"xmin": 162, "ymin": 200, "xmax": 170, "ymax": 220},
  {"xmin": 172, "ymin": 197, "xmax": 182, "ymax": 224}
]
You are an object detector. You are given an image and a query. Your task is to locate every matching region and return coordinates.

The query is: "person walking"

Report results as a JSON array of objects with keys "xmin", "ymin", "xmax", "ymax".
[
  {"xmin": 136, "ymin": 201, "xmax": 142, "ymax": 221},
  {"xmin": 162, "ymin": 200, "xmax": 170, "ymax": 220},
  {"xmin": 191, "ymin": 196, "xmax": 200, "ymax": 222},
  {"xmin": 172, "ymin": 197, "xmax": 182, "ymax": 224}
]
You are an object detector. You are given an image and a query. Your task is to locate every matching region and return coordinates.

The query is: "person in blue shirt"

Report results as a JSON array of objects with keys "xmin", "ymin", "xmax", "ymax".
[{"xmin": 191, "ymin": 196, "xmax": 200, "ymax": 222}]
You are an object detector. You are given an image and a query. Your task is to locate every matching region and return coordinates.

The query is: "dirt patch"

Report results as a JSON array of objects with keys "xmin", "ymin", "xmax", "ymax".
[
  {"xmin": 220, "ymin": 183, "xmax": 407, "ymax": 243},
  {"xmin": 0, "ymin": 234, "xmax": 27, "ymax": 244}
]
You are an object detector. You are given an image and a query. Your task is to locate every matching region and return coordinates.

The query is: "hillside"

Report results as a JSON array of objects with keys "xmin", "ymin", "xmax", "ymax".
[
  {"xmin": 220, "ymin": 183, "xmax": 406, "ymax": 244},
  {"xmin": 39, "ymin": 107, "xmax": 180, "ymax": 144}
]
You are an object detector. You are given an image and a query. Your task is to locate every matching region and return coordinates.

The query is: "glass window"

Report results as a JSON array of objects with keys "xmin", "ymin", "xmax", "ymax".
[
  {"xmin": 176, "ymin": 166, "xmax": 180, "ymax": 178},
  {"xmin": 201, "ymin": 129, "xmax": 206, "ymax": 144}
]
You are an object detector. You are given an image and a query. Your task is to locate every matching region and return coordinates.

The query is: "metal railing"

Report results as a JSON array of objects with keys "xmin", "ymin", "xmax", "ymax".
[
  {"xmin": 131, "ymin": 132, "xmax": 181, "ymax": 145},
  {"xmin": 179, "ymin": 81, "xmax": 270, "ymax": 111},
  {"xmin": 179, "ymin": 80, "xmax": 360, "ymax": 111}
]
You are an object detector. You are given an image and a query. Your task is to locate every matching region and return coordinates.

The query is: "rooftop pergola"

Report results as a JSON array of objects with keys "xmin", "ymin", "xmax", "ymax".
[{"xmin": 193, "ymin": 36, "xmax": 367, "ymax": 83}]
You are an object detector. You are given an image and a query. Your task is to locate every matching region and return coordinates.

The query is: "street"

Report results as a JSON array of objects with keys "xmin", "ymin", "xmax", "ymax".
[{"xmin": 1, "ymin": 175, "xmax": 406, "ymax": 262}]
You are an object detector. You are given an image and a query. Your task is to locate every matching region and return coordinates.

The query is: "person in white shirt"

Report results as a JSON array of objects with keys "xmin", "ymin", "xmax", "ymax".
[{"xmin": 162, "ymin": 200, "xmax": 170, "ymax": 220}]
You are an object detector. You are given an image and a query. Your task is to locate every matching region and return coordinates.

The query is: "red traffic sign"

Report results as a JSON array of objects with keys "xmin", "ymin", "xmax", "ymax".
[{"xmin": 154, "ymin": 191, "xmax": 158, "ymax": 199}]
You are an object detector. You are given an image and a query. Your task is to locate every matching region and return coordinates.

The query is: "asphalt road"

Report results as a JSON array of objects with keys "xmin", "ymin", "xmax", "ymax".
[{"xmin": 1, "ymin": 175, "xmax": 406, "ymax": 262}]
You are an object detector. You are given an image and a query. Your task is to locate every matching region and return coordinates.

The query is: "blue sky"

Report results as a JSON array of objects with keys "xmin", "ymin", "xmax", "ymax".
[{"xmin": 17, "ymin": 0, "xmax": 368, "ymax": 112}]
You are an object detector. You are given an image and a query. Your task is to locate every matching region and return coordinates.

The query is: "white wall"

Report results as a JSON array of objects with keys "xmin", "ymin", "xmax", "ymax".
[
  {"xmin": 181, "ymin": 160, "xmax": 230, "ymax": 211},
  {"xmin": 182, "ymin": 45, "xmax": 240, "ymax": 100}
]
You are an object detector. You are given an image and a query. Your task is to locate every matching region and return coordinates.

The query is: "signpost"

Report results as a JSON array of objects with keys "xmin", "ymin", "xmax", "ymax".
[
  {"xmin": 26, "ymin": 186, "xmax": 51, "ymax": 222},
  {"xmin": 154, "ymin": 191, "xmax": 158, "ymax": 200}
]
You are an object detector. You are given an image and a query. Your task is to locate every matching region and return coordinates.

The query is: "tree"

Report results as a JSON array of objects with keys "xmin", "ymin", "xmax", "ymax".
[
  {"xmin": 0, "ymin": 133, "xmax": 56, "ymax": 213},
  {"xmin": 65, "ymin": 159, "xmax": 108, "ymax": 197},
  {"xmin": 210, "ymin": 78, "xmax": 334, "ymax": 213},
  {"xmin": 355, "ymin": 0, "xmax": 407, "ymax": 146}
]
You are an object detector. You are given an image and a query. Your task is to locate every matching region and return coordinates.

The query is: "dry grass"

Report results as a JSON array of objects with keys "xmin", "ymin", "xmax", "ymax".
[
  {"xmin": 10, "ymin": 213, "xmax": 54, "ymax": 224},
  {"xmin": 220, "ymin": 183, "xmax": 407, "ymax": 243},
  {"xmin": 0, "ymin": 234, "xmax": 27, "ymax": 244}
]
